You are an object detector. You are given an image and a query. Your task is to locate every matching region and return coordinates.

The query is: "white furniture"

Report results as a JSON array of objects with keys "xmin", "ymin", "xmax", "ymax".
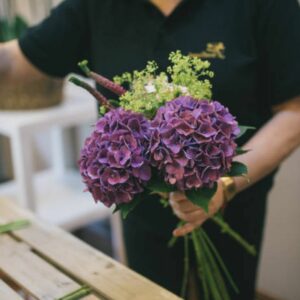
[
  {"xmin": 0, "ymin": 82, "xmax": 112, "ymax": 230},
  {"xmin": 0, "ymin": 82, "xmax": 126, "ymax": 262}
]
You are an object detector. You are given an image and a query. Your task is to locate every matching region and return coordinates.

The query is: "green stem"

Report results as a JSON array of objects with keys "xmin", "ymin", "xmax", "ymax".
[
  {"xmin": 194, "ymin": 230, "xmax": 223, "ymax": 300},
  {"xmin": 201, "ymin": 229, "xmax": 239, "ymax": 294},
  {"xmin": 168, "ymin": 236, "xmax": 178, "ymax": 248},
  {"xmin": 211, "ymin": 216, "xmax": 256, "ymax": 256},
  {"xmin": 180, "ymin": 235, "xmax": 189, "ymax": 299},
  {"xmin": 168, "ymin": 221, "xmax": 185, "ymax": 248},
  {"xmin": 78, "ymin": 60, "xmax": 91, "ymax": 75},
  {"xmin": 0, "ymin": 220, "xmax": 30, "ymax": 234},
  {"xmin": 197, "ymin": 229, "xmax": 231, "ymax": 300},
  {"xmin": 58, "ymin": 285, "xmax": 91, "ymax": 300},
  {"xmin": 191, "ymin": 231, "xmax": 209, "ymax": 300}
]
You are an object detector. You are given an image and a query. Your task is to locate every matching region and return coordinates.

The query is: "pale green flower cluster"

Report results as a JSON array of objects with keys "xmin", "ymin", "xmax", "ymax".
[{"xmin": 113, "ymin": 51, "xmax": 214, "ymax": 118}]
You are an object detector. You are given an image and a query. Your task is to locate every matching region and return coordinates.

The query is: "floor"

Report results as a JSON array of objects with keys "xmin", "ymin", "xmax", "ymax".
[{"xmin": 72, "ymin": 218, "xmax": 114, "ymax": 257}]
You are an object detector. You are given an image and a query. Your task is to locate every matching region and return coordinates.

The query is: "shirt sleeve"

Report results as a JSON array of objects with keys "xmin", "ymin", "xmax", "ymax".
[
  {"xmin": 18, "ymin": 0, "xmax": 89, "ymax": 78},
  {"xmin": 257, "ymin": 0, "xmax": 300, "ymax": 107}
]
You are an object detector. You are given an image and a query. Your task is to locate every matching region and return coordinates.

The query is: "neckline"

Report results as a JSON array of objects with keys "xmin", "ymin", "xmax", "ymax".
[{"xmin": 146, "ymin": 0, "xmax": 188, "ymax": 19}]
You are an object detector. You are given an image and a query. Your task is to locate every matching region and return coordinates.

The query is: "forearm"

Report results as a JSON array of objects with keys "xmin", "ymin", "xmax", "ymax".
[{"xmin": 234, "ymin": 101, "xmax": 300, "ymax": 193}]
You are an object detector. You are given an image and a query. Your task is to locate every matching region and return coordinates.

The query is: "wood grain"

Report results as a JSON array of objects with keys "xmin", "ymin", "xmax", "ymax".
[
  {"xmin": 0, "ymin": 279, "xmax": 23, "ymax": 300},
  {"xmin": 0, "ymin": 234, "xmax": 81, "ymax": 300},
  {"xmin": 0, "ymin": 198, "xmax": 182, "ymax": 300}
]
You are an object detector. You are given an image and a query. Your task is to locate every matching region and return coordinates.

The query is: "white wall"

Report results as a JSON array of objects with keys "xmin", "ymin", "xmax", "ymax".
[{"xmin": 258, "ymin": 148, "xmax": 300, "ymax": 300}]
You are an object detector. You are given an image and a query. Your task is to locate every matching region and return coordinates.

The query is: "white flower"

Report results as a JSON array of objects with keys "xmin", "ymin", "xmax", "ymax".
[
  {"xmin": 144, "ymin": 83, "xmax": 157, "ymax": 93},
  {"xmin": 179, "ymin": 85, "xmax": 188, "ymax": 93}
]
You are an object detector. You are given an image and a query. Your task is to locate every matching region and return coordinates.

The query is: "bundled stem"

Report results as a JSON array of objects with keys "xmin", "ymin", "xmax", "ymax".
[
  {"xmin": 191, "ymin": 231, "xmax": 209, "ymax": 300},
  {"xmin": 181, "ymin": 235, "xmax": 189, "ymax": 298},
  {"xmin": 69, "ymin": 76, "xmax": 113, "ymax": 110},
  {"xmin": 78, "ymin": 60, "xmax": 127, "ymax": 96},
  {"xmin": 201, "ymin": 229, "xmax": 239, "ymax": 294},
  {"xmin": 211, "ymin": 215, "xmax": 256, "ymax": 256},
  {"xmin": 197, "ymin": 229, "xmax": 231, "ymax": 300}
]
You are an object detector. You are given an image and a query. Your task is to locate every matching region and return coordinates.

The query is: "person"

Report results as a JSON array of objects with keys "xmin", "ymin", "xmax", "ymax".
[{"xmin": 1, "ymin": 0, "xmax": 300, "ymax": 299}]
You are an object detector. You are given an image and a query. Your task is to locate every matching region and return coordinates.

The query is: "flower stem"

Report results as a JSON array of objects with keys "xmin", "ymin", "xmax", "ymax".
[
  {"xmin": 0, "ymin": 219, "xmax": 30, "ymax": 234},
  {"xmin": 191, "ymin": 230, "xmax": 209, "ymax": 300},
  {"xmin": 69, "ymin": 76, "xmax": 113, "ymax": 109},
  {"xmin": 211, "ymin": 215, "xmax": 256, "ymax": 256},
  {"xmin": 58, "ymin": 285, "xmax": 91, "ymax": 300},
  {"xmin": 197, "ymin": 229, "xmax": 231, "ymax": 300},
  {"xmin": 168, "ymin": 220, "xmax": 185, "ymax": 248},
  {"xmin": 201, "ymin": 229, "xmax": 239, "ymax": 294},
  {"xmin": 180, "ymin": 234, "xmax": 189, "ymax": 298},
  {"xmin": 194, "ymin": 230, "xmax": 224, "ymax": 300},
  {"xmin": 78, "ymin": 60, "xmax": 127, "ymax": 96}
]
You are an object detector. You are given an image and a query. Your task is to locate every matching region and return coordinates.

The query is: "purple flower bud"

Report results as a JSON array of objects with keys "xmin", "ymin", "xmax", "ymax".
[
  {"xmin": 79, "ymin": 108, "xmax": 151, "ymax": 207},
  {"xmin": 149, "ymin": 96, "xmax": 240, "ymax": 190}
]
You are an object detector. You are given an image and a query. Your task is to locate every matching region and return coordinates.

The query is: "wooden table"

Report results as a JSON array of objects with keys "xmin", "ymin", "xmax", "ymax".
[{"xmin": 0, "ymin": 198, "xmax": 182, "ymax": 300}]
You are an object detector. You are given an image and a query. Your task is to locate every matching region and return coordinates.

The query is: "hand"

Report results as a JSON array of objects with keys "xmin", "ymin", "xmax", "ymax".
[{"xmin": 169, "ymin": 181, "xmax": 225, "ymax": 237}]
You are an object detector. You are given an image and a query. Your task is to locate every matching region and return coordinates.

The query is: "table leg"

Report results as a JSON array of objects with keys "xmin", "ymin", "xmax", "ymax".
[
  {"xmin": 51, "ymin": 126, "xmax": 75, "ymax": 178},
  {"xmin": 110, "ymin": 212, "xmax": 127, "ymax": 265},
  {"xmin": 11, "ymin": 129, "xmax": 36, "ymax": 211}
]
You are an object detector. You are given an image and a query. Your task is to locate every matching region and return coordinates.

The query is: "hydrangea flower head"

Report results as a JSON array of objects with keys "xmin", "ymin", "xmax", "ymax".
[
  {"xmin": 79, "ymin": 108, "xmax": 151, "ymax": 207},
  {"xmin": 149, "ymin": 96, "xmax": 240, "ymax": 190}
]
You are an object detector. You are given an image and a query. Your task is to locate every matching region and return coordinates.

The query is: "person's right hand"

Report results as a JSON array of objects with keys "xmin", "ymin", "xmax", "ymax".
[{"xmin": 169, "ymin": 182, "xmax": 225, "ymax": 237}]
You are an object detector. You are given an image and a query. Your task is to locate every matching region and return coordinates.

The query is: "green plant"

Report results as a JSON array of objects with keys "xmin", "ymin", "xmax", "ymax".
[{"xmin": 0, "ymin": 15, "xmax": 28, "ymax": 42}]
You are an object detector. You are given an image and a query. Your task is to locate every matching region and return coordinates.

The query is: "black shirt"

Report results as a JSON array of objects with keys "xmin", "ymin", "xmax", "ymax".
[
  {"xmin": 19, "ymin": 0, "xmax": 300, "ymax": 127},
  {"xmin": 19, "ymin": 0, "xmax": 300, "ymax": 214}
]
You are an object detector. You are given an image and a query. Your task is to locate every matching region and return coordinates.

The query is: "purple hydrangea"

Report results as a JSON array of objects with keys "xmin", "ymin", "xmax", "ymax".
[
  {"xmin": 79, "ymin": 108, "xmax": 151, "ymax": 207},
  {"xmin": 149, "ymin": 96, "xmax": 240, "ymax": 191}
]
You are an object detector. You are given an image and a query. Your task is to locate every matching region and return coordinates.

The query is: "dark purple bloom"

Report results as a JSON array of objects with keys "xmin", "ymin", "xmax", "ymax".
[
  {"xmin": 79, "ymin": 108, "xmax": 151, "ymax": 207},
  {"xmin": 149, "ymin": 96, "xmax": 240, "ymax": 190}
]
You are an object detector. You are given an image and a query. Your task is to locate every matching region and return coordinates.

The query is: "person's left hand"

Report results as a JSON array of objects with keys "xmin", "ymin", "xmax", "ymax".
[{"xmin": 169, "ymin": 181, "xmax": 225, "ymax": 237}]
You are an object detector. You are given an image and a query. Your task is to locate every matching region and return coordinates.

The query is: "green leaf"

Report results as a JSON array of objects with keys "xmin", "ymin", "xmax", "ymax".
[
  {"xmin": 237, "ymin": 126, "xmax": 255, "ymax": 139},
  {"xmin": 115, "ymin": 194, "xmax": 144, "ymax": 219},
  {"xmin": 147, "ymin": 176, "xmax": 175, "ymax": 193},
  {"xmin": 108, "ymin": 99, "xmax": 120, "ymax": 107},
  {"xmin": 185, "ymin": 183, "xmax": 217, "ymax": 213},
  {"xmin": 160, "ymin": 198, "xmax": 169, "ymax": 208},
  {"xmin": 235, "ymin": 147, "xmax": 251, "ymax": 156},
  {"xmin": 226, "ymin": 161, "xmax": 248, "ymax": 177}
]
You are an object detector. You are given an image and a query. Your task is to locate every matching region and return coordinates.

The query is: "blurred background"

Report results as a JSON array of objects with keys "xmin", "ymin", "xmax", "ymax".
[{"xmin": 0, "ymin": 1, "xmax": 299, "ymax": 300}]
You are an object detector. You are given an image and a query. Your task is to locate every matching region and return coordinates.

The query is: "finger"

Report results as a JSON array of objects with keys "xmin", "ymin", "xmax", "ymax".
[
  {"xmin": 169, "ymin": 191, "xmax": 186, "ymax": 202},
  {"xmin": 176, "ymin": 201, "xmax": 199, "ymax": 213},
  {"xmin": 173, "ymin": 222, "xmax": 195, "ymax": 237},
  {"xmin": 173, "ymin": 218, "xmax": 207, "ymax": 237},
  {"xmin": 169, "ymin": 198, "xmax": 195, "ymax": 213},
  {"xmin": 174, "ymin": 209, "xmax": 206, "ymax": 223}
]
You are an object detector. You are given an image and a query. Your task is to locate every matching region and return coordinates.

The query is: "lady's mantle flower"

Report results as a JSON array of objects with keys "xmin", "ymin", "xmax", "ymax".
[
  {"xmin": 149, "ymin": 96, "xmax": 240, "ymax": 190},
  {"xmin": 79, "ymin": 108, "xmax": 151, "ymax": 207}
]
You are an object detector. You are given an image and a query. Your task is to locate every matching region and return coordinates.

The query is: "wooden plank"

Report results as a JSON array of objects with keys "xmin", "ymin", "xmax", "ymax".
[
  {"xmin": 0, "ymin": 280, "xmax": 23, "ymax": 300},
  {"xmin": 0, "ymin": 198, "xmax": 182, "ymax": 300},
  {"xmin": 0, "ymin": 234, "xmax": 81, "ymax": 300}
]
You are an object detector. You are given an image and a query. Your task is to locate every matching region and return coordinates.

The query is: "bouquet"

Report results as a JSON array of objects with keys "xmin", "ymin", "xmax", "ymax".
[{"xmin": 70, "ymin": 51, "xmax": 256, "ymax": 300}]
